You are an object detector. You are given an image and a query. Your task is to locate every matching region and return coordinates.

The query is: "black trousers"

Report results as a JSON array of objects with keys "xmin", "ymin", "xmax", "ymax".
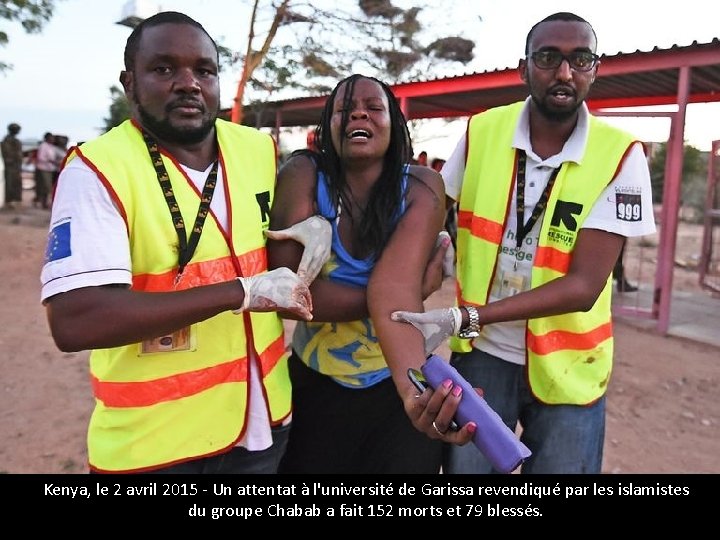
[{"xmin": 279, "ymin": 352, "xmax": 441, "ymax": 474}]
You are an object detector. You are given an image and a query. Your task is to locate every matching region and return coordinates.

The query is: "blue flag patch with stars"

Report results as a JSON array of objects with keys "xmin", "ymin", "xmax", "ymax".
[{"xmin": 45, "ymin": 221, "xmax": 72, "ymax": 263}]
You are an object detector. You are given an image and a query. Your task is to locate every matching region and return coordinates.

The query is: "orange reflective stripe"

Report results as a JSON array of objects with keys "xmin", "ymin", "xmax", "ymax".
[
  {"xmin": 534, "ymin": 245, "xmax": 571, "ymax": 274},
  {"xmin": 92, "ymin": 360, "xmax": 247, "ymax": 408},
  {"xmin": 527, "ymin": 322, "xmax": 613, "ymax": 356},
  {"xmin": 457, "ymin": 209, "xmax": 503, "ymax": 244},
  {"xmin": 258, "ymin": 335, "xmax": 287, "ymax": 376},
  {"xmin": 92, "ymin": 335, "xmax": 286, "ymax": 408},
  {"xmin": 133, "ymin": 248, "xmax": 266, "ymax": 291}
]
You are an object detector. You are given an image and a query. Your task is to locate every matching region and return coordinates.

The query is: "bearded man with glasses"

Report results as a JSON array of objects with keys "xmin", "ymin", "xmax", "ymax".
[{"xmin": 391, "ymin": 12, "xmax": 655, "ymax": 474}]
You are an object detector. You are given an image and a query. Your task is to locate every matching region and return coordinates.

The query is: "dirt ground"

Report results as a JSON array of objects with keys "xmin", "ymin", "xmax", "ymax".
[{"xmin": 0, "ymin": 192, "xmax": 718, "ymax": 474}]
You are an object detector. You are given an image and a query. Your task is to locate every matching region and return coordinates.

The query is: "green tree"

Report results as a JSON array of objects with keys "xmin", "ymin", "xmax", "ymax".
[
  {"xmin": 1, "ymin": 0, "xmax": 59, "ymax": 72},
  {"xmin": 102, "ymin": 85, "xmax": 130, "ymax": 133},
  {"xmin": 104, "ymin": 1, "xmax": 480, "ymax": 128},
  {"xmin": 649, "ymin": 142, "xmax": 707, "ymax": 222},
  {"xmin": 232, "ymin": 0, "xmax": 478, "ymax": 125}
]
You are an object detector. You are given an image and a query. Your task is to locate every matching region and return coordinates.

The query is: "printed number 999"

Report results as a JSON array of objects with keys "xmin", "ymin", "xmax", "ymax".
[{"xmin": 617, "ymin": 202, "xmax": 640, "ymax": 221}]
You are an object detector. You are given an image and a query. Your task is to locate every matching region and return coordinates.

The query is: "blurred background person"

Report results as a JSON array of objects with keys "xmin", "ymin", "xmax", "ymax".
[
  {"xmin": 1, "ymin": 122, "xmax": 23, "ymax": 209},
  {"xmin": 52, "ymin": 134, "xmax": 70, "ymax": 194},
  {"xmin": 34, "ymin": 132, "xmax": 58, "ymax": 209}
]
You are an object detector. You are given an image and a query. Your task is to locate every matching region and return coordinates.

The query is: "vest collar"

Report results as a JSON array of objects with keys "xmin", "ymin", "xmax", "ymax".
[{"xmin": 512, "ymin": 97, "xmax": 590, "ymax": 168}]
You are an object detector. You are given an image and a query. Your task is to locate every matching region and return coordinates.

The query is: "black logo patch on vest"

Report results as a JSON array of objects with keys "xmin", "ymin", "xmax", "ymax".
[
  {"xmin": 256, "ymin": 191, "xmax": 271, "ymax": 224},
  {"xmin": 550, "ymin": 200, "xmax": 583, "ymax": 231}
]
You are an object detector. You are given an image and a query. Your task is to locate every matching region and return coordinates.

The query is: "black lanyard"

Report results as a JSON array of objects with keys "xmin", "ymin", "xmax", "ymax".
[
  {"xmin": 141, "ymin": 131, "xmax": 218, "ymax": 279},
  {"xmin": 515, "ymin": 150, "xmax": 560, "ymax": 249}
]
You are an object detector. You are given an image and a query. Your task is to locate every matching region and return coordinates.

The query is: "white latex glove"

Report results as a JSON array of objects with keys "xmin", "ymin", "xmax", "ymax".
[
  {"xmin": 391, "ymin": 307, "xmax": 461, "ymax": 356},
  {"xmin": 235, "ymin": 267, "xmax": 312, "ymax": 320},
  {"xmin": 264, "ymin": 215, "xmax": 332, "ymax": 284}
]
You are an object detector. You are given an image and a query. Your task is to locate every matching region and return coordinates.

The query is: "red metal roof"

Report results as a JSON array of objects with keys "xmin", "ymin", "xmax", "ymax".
[{"xmin": 239, "ymin": 38, "xmax": 720, "ymax": 128}]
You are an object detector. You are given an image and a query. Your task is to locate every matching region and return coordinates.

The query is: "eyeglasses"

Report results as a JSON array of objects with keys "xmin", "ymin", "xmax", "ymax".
[{"xmin": 529, "ymin": 51, "xmax": 599, "ymax": 72}]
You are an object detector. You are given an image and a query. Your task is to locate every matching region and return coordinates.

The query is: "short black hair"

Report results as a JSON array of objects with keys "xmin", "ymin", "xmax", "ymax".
[
  {"xmin": 524, "ymin": 12, "xmax": 597, "ymax": 55},
  {"xmin": 123, "ymin": 11, "xmax": 218, "ymax": 70}
]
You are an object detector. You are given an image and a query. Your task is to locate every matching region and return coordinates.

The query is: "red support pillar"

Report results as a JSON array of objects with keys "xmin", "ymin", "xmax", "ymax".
[
  {"xmin": 699, "ymin": 140, "xmax": 720, "ymax": 292},
  {"xmin": 399, "ymin": 97, "xmax": 409, "ymax": 119},
  {"xmin": 655, "ymin": 66, "xmax": 691, "ymax": 335}
]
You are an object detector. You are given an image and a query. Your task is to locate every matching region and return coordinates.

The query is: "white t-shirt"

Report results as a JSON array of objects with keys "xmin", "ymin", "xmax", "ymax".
[
  {"xmin": 442, "ymin": 99, "xmax": 657, "ymax": 365},
  {"xmin": 36, "ymin": 140, "xmax": 60, "ymax": 172},
  {"xmin": 41, "ymin": 158, "xmax": 274, "ymax": 451}
]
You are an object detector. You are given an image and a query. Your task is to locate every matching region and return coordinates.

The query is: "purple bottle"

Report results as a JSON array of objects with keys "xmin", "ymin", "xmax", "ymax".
[{"xmin": 422, "ymin": 354, "xmax": 531, "ymax": 473}]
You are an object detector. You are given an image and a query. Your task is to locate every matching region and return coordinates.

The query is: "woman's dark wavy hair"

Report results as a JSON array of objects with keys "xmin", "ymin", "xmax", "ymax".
[{"xmin": 294, "ymin": 74, "xmax": 413, "ymax": 259}]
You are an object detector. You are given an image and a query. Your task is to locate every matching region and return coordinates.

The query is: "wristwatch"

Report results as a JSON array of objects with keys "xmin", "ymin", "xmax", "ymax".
[{"xmin": 457, "ymin": 306, "xmax": 481, "ymax": 339}]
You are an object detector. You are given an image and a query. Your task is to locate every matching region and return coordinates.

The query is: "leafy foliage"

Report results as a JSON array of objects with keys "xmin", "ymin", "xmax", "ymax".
[
  {"xmin": 102, "ymin": 85, "xmax": 130, "ymax": 133},
  {"xmin": 232, "ymin": 1, "xmax": 478, "ymax": 124},
  {"xmin": 649, "ymin": 142, "xmax": 708, "ymax": 222},
  {"xmin": 359, "ymin": 0, "xmax": 402, "ymax": 18},
  {"xmin": 425, "ymin": 37, "xmax": 475, "ymax": 63},
  {"xmin": 101, "ymin": 1, "xmax": 480, "ymax": 127},
  {"xmin": 0, "ymin": 0, "xmax": 58, "ymax": 71}
]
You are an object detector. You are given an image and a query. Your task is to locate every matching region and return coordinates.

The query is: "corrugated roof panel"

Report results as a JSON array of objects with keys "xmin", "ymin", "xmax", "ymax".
[{"xmin": 239, "ymin": 39, "xmax": 720, "ymax": 128}]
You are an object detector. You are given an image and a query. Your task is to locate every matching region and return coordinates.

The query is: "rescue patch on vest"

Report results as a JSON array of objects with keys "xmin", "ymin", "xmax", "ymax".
[
  {"xmin": 546, "ymin": 227, "xmax": 577, "ymax": 247},
  {"xmin": 546, "ymin": 201, "xmax": 582, "ymax": 248},
  {"xmin": 256, "ymin": 190, "xmax": 271, "ymax": 225},
  {"xmin": 550, "ymin": 200, "xmax": 583, "ymax": 231}
]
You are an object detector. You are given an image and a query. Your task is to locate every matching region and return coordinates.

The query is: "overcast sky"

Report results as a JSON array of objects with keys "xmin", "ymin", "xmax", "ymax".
[{"xmin": 0, "ymin": 0, "xmax": 718, "ymax": 154}]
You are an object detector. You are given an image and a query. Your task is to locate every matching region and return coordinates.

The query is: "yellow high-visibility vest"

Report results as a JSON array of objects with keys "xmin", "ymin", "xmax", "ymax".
[
  {"xmin": 68, "ymin": 119, "xmax": 290, "ymax": 472},
  {"xmin": 451, "ymin": 102, "xmax": 636, "ymax": 404}
]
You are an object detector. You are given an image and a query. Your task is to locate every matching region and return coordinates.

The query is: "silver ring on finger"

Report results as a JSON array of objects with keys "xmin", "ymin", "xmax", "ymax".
[{"xmin": 432, "ymin": 420, "xmax": 447, "ymax": 436}]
